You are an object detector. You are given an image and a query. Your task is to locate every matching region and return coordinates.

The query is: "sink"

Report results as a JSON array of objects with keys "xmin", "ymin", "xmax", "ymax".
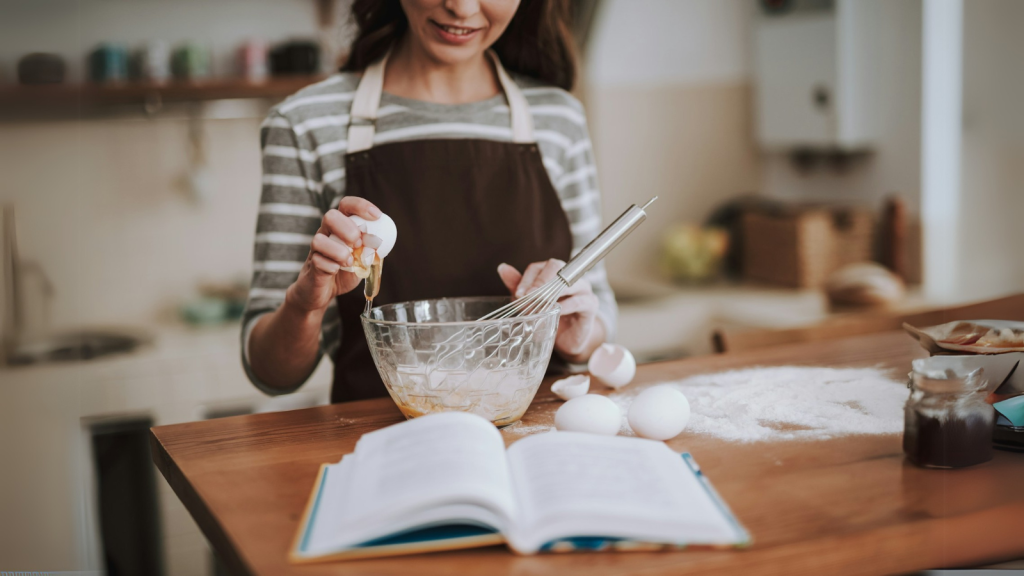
[
  {"xmin": 6, "ymin": 329, "xmax": 150, "ymax": 365},
  {"xmin": 3, "ymin": 206, "xmax": 150, "ymax": 366}
]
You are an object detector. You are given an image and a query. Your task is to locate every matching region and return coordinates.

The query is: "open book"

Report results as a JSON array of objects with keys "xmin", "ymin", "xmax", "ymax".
[{"xmin": 291, "ymin": 412, "xmax": 749, "ymax": 562}]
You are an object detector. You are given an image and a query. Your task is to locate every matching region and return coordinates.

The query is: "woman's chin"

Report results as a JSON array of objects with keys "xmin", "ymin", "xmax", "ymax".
[{"xmin": 420, "ymin": 41, "xmax": 486, "ymax": 66}]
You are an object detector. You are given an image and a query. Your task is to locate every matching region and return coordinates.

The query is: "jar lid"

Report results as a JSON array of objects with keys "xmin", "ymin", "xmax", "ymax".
[{"xmin": 910, "ymin": 361, "xmax": 986, "ymax": 393}]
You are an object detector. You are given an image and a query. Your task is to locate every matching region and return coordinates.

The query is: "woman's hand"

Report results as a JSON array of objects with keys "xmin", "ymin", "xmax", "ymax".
[
  {"xmin": 497, "ymin": 259, "xmax": 606, "ymax": 363},
  {"xmin": 285, "ymin": 197, "xmax": 382, "ymax": 315}
]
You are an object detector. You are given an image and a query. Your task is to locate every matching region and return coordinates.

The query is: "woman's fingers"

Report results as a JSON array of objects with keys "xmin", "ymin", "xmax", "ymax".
[
  {"xmin": 497, "ymin": 263, "xmax": 522, "ymax": 294},
  {"xmin": 338, "ymin": 196, "xmax": 383, "ymax": 220},
  {"xmin": 559, "ymin": 278, "xmax": 592, "ymax": 298},
  {"xmin": 310, "ymin": 252, "xmax": 342, "ymax": 276},
  {"xmin": 515, "ymin": 262, "xmax": 545, "ymax": 297},
  {"xmin": 311, "ymin": 232, "xmax": 353, "ymax": 268},
  {"xmin": 516, "ymin": 258, "xmax": 565, "ymax": 298},
  {"xmin": 321, "ymin": 209, "xmax": 362, "ymax": 247},
  {"xmin": 557, "ymin": 292, "xmax": 599, "ymax": 316}
]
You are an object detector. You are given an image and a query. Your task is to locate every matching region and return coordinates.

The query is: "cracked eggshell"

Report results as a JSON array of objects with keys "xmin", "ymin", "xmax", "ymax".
[
  {"xmin": 554, "ymin": 394, "xmax": 621, "ymax": 436},
  {"xmin": 627, "ymin": 386, "xmax": 690, "ymax": 441},
  {"xmin": 349, "ymin": 213, "xmax": 397, "ymax": 258},
  {"xmin": 550, "ymin": 375, "xmax": 590, "ymax": 401},
  {"xmin": 588, "ymin": 343, "xmax": 636, "ymax": 389},
  {"xmin": 327, "ymin": 235, "xmax": 371, "ymax": 278},
  {"xmin": 360, "ymin": 246, "xmax": 376, "ymax": 267}
]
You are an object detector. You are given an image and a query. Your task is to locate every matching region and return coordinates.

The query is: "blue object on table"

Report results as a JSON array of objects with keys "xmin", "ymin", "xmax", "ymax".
[
  {"xmin": 89, "ymin": 44, "xmax": 129, "ymax": 83},
  {"xmin": 994, "ymin": 395, "xmax": 1024, "ymax": 427}
]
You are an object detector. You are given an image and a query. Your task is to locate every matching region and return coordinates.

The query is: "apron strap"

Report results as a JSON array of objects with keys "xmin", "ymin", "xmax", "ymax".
[
  {"xmin": 347, "ymin": 51, "xmax": 389, "ymax": 154},
  {"xmin": 488, "ymin": 51, "xmax": 534, "ymax": 144},
  {"xmin": 346, "ymin": 50, "xmax": 534, "ymax": 154}
]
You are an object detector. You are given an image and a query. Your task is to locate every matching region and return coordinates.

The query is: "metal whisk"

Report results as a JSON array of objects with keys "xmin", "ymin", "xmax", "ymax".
[{"xmin": 478, "ymin": 197, "xmax": 657, "ymax": 321}]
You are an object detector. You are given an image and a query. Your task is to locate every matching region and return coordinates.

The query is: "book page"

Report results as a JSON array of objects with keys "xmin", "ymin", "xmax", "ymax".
[
  {"xmin": 506, "ymin": 432, "xmax": 742, "ymax": 553},
  {"xmin": 336, "ymin": 412, "xmax": 516, "ymax": 538},
  {"xmin": 299, "ymin": 457, "xmax": 355, "ymax": 556},
  {"xmin": 296, "ymin": 455, "xmax": 507, "ymax": 559}
]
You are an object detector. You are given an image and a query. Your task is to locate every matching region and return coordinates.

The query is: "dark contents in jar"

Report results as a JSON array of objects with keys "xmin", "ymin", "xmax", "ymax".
[{"xmin": 903, "ymin": 408, "xmax": 994, "ymax": 468}]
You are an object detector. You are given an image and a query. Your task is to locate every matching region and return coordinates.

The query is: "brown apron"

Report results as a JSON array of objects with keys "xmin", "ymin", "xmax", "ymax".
[{"xmin": 332, "ymin": 51, "xmax": 573, "ymax": 403}]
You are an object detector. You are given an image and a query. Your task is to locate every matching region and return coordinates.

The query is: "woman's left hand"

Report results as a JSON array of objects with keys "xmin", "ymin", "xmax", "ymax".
[{"xmin": 498, "ymin": 260, "xmax": 605, "ymax": 363}]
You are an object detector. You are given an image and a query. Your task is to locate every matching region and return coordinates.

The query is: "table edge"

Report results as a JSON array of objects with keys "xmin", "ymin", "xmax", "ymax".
[{"xmin": 149, "ymin": 427, "xmax": 256, "ymax": 576}]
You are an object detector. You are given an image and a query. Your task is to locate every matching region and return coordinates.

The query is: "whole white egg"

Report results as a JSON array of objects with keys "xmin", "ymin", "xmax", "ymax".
[
  {"xmin": 554, "ymin": 394, "xmax": 621, "ymax": 436},
  {"xmin": 627, "ymin": 386, "xmax": 690, "ymax": 441}
]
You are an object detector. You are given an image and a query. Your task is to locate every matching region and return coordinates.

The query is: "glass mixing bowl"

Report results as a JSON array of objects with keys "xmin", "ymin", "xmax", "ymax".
[{"xmin": 361, "ymin": 296, "xmax": 560, "ymax": 427}]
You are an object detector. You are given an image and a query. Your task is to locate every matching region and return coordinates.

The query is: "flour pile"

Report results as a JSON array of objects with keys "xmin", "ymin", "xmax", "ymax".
[
  {"xmin": 610, "ymin": 366, "xmax": 908, "ymax": 442},
  {"xmin": 502, "ymin": 423, "xmax": 556, "ymax": 437}
]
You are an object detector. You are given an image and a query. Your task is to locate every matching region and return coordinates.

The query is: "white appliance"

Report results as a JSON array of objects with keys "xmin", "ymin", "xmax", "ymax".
[{"xmin": 753, "ymin": 0, "xmax": 883, "ymax": 151}]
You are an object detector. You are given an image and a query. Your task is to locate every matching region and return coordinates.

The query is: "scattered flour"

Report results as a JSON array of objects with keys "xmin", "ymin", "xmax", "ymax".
[
  {"xmin": 501, "ymin": 422, "xmax": 557, "ymax": 437},
  {"xmin": 609, "ymin": 366, "xmax": 908, "ymax": 442}
]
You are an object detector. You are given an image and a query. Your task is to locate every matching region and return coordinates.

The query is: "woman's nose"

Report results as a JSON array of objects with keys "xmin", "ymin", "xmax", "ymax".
[{"xmin": 443, "ymin": 0, "xmax": 481, "ymax": 20}]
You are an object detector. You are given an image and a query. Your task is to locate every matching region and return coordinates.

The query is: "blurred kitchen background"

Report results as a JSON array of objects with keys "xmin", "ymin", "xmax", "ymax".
[{"xmin": 1, "ymin": 0, "xmax": 1022, "ymax": 574}]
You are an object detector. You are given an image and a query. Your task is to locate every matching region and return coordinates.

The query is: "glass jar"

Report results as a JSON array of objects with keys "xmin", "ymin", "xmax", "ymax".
[{"xmin": 903, "ymin": 362, "xmax": 994, "ymax": 468}]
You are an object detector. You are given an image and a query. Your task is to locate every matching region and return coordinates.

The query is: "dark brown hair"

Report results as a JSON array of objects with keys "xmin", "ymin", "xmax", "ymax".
[{"xmin": 341, "ymin": 0, "xmax": 577, "ymax": 91}]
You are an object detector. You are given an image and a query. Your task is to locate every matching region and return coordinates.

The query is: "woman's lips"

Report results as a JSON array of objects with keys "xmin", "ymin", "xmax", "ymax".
[{"xmin": 430, "ymin": 20, "xmax": 482, "ymax": 45}]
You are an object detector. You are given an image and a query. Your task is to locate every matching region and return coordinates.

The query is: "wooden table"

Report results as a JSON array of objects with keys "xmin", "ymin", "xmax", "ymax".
[{"xmin": 151, "ymin": 331, "xmax": 1024, "ymax": 575}]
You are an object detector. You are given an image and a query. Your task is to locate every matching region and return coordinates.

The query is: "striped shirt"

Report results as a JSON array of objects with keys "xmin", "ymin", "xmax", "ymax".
[{"xmin": 242, "ymin": 72, "xmax": 617, "ymax": 394}]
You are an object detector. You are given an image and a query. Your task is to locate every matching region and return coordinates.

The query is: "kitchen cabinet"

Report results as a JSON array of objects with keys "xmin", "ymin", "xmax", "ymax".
[{"xmin": 0, "ymin": 324, "xmax": 331, "ymax": 575}]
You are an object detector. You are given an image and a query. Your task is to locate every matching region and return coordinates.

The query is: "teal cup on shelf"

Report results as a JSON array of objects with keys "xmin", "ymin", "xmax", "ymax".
[{"xmin": 89, "ymin": 43, "xmax": 129, "ymax": 83}]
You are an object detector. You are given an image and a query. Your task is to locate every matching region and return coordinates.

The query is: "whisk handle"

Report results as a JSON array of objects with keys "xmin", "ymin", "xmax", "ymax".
[{"xmin": 558, "ymin": 199, "xmax": 654, "ymax": 286}]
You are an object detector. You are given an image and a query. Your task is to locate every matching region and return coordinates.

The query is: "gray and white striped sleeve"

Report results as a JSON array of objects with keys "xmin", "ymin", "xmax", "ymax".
[
  {"xmin": 240, "ymin": 109, "xmax": 341, "ymax": 395},
  {"xmin": 556, "ymin": 121, "xmax": 619, "ymax": 342}
]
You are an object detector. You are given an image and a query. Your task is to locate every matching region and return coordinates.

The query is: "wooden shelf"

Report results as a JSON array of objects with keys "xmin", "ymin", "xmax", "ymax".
[{"xmin": 0, "ymin": 76, "xmax": 325, "ymax": 118}]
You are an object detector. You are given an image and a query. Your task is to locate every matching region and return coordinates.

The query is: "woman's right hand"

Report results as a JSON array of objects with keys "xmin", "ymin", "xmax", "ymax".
[{"xmin": 285, "ymin": 197, "xmax": 383, "ymax": 315}]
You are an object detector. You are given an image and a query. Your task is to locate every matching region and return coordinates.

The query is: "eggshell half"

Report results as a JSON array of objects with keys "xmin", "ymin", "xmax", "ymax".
[
  {"xmin": 627, "ymin": 386, "xmax": 690, "ymax": 441},
  {"xmin": 349, "ymin": 214, "xmax": 397, "ymax": 257},
  {"xmin": 588, "ymin": 343, "xmax": 637, "ymax": 389},
  {"xmin": 554, "ymin": 394, "xmax": 621, "ymax": 436},
  {"xmin": 550, "ymin": 375, "xmax": 590, "ymax": 401}
]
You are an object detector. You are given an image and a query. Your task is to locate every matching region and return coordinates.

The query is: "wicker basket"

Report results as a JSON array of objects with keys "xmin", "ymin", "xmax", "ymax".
[{"xmin": 741, "ymin": 207, "xmax": 874, "ymax": 288}]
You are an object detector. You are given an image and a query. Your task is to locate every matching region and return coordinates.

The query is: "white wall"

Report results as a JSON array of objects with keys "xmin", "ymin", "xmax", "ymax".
[
  {"xmin": 583, "ymin": 0, "xmax": 761, "ymax": 290},
  {"xmin": 956, "ymin": 0, "xmax": 1024, "ymax": 299},
  {"xmin": 0, "ymin": 109, "xmax": 272, "ymax": 331},
  {"xmin": 585, "ymin": 0, "xmax": 751, "ymax": 86},
  {"xmin": 0, "ymin": 0, "xmax": 320, "ymax": 82},
  {"xmin": 758, "ymin": 0, "xmax": 923, "ymax": 214}
]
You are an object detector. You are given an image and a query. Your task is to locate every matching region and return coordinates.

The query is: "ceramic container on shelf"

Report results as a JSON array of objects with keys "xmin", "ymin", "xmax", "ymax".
[
  {"xmin": 238, "ymin": 39, "xmax": 268, "ymax": 82},
  {"xmin": 89, "ymin": 44, "xmax": 129, "ymax": 83},
  {"xmin": 132, "ymin": 41, "xmax": 171, "ymax": 84},
  {"xmin": 171, "ymin": 43, "xmax": 211, "ymax": 81}
]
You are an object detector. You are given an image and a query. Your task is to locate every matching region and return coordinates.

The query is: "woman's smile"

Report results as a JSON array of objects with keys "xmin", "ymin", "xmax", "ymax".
[
  {"xmin": 429, "ymin": 19, "xmax": 484, "ymax": 44},
  {"xmin": 395, "ymin": 0, "xmax": 520, "ymax": 63}
]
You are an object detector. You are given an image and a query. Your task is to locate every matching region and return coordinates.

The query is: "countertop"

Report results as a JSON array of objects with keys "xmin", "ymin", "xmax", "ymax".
[{"xmin": 151, "ymin": 330, "xmax": 1024, "ymax": 576}]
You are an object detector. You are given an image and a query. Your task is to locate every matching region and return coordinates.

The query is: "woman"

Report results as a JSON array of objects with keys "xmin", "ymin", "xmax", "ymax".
[{"xmin": 243, "ymin": 0, "xmax": 617, "ymax": 402}]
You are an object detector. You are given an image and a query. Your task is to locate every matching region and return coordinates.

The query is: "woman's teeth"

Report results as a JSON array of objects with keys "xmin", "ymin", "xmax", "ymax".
[{"xmin": 438, "ymin": 24, "xmax": 475, "ymax": 36}]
